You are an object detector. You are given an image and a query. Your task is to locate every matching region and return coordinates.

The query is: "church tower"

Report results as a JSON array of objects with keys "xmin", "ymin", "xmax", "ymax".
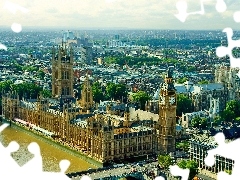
[
  {"xmin": 52, "ymin": 44, "xmax": 74, "ymax": 98},
  {"xmin": 79, "ymin": 73, "xmax": 94, "ymax": 112},
  {"xmin": 158, "ymin": 68, "xmax": 177, "ymax": 154}
]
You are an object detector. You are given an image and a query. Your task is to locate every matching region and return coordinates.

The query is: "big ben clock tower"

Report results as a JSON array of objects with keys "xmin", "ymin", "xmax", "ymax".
[{"xmin": 158, "ymin": 68, "xmax": 177, "ymax": 154}]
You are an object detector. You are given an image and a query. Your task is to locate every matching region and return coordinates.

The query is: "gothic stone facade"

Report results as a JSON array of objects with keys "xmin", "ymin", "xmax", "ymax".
[{"xmin": 1, "ymin": 45, "xmax": 177, "ymax": 163}]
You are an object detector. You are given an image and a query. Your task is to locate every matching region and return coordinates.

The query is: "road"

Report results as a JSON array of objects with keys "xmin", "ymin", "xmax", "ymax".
[{"xmin": 70, "ymin": 161, "xmax": 159, "ymax": 180}]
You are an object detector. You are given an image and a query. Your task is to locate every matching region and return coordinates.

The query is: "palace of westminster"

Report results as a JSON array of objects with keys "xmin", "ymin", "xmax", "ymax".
[
  {"xmin": 2, "ymin": 44, "xmax": 240, "ymax": 164},
  {"xmin": 2, "ymin": 45, "xmax": 177, "ymax": 164}
]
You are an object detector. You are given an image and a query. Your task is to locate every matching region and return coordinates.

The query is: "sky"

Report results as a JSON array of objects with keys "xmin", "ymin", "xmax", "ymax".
[{"xmin": 1, "ymin": 0, "xmax": 240, "ymax": 30}]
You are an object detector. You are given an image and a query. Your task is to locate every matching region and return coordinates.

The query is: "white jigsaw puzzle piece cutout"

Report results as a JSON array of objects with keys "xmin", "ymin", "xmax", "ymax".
[
  {"xmin": 3, "ymin": 1, "xmax": 29, "ymax": 33},
  {"xmin": 169, "ymin": 165, "xmax": 190, "ymax": 180},
  {"xmin": 0, "ymin": 124, "xmax": 94, "ymax": 179},
  {"xmin": 3, "ymin": 1, "xmax": 29, "ymax": 14},
  {"xmin": 205, "ymin": 132, "xmax": 240, "ymax": 180},
  {"xmin": 20, "ymin": 142, "xmax": 43, "ymax": 174},
  {"xmin": 0, "ymin": 124, "xmax": 21, "ymax": 179},
  {"xmin": 216, "ymin": 27, "xmax": 240, "ymax": 69},
  {"xmin": 155, "ymin": 176, "xmax": 165, "ymax": 180},
  {"xmin": 0, "ymin": 43, "xmax": 7, "ymax": 51},
  {"xmin": 175, "ymin": 0, "xmax": 227, "ymax": 22}
]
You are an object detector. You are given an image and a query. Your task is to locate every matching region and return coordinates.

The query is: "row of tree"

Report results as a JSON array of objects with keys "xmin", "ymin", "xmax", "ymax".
[
  {"xmin": 103, "ymin": 55, "xmax": 191, "ymax": 70},
  {"xmin": 92, "ymin": 81, "xmax": 193, "ymax": 114},
  {"xmin": 92, "ymin": 82, "xmax": 128, "ymax": 103},
  {"xmin": 92, "ymin": 82, "xmax": 152, "ymax": 109},
  {"xmin": 0, "ymin": 80, "xmax": 51, "ymax": 114},
  {"xmin": 13, "ymin": 61, "xmax": 39, "ymax": 72}
]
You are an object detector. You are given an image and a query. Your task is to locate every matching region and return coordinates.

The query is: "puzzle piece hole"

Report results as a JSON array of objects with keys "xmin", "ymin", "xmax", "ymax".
[
  {"xmin": 215, "ymin": 0, "xmax": 227, "ymax": 12},
  {"xmin": 11, "ymin": 23, "xmax": 22, "ymax": 33},
  {"xmin": 216, "ymin": 46, "xmax": 228, "ymax": 58},
  {"xmin": 233, "ymin": 11, "xmax": 240, "ymax": 22},
  {"xmin": 59, "ymin": 160, "xmax": 70, "ymax": 173},
  {"xmin": 176, "ymin": 0, "xmax": 187, "ymax": 12},
  {"xmin": 232, "ymin": 47, "xmax": 240, "ymax": 58}
]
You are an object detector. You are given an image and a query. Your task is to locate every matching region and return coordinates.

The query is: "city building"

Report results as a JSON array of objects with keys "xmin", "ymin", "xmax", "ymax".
[
  {"xmin": 1, "ymin": 45, "xmax": 177, "ymax": 164},
  {"xmin": 81, "ymin": 46, "xmax": 93, "ymax": 65},
  {"xmin": 154, "ymin": 66, "xmax": 240, "ymax": 113},
  {"xmin": 189, "ymin": 128, "xmax": 240, "ymax": 178}
]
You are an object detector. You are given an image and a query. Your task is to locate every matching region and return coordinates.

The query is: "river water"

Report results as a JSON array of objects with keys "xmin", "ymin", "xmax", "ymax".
[{"xmin": 0, "ymin": 123, "xmax": 96, "ymax": 173}]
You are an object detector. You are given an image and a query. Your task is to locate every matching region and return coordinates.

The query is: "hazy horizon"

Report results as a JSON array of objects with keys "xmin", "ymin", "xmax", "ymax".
[{"xmin": 1, "ymin": 0, "xmax": 240, "ymax": 31}]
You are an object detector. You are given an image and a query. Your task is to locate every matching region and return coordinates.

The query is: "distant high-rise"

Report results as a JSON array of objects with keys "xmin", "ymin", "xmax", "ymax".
[
  {"xmin": 115, "ymin": 34, "xmax": 120, "ymax": 40},
  {"xmin": 81, "ymin": 46, "xmax": 93, "ymax": 65},
  {"xmin": 63, "ymin": 31, "xmax": 75, "ymax": 42}
]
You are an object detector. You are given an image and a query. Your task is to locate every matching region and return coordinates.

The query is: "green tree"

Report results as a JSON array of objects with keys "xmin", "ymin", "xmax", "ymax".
[
  {"xmin": 92, "ymin": 82, "xmax": 105, "ymax": 103},
  {"xmin": 177, "ymin": 160, "xmax": 198, "ymax": 180},
  {"xmin": 40, "ymin": 89, "xmax": 52, "ymax": 98},
  {"xmin": 187, "ymin": 66, "xmax": 196, "ymax": 72},
  {"xmin": 226, "ymin": 100, "xmax": 240, "ymax": 118},
  {"xmin": 177, "ymin": 77, "xmax": 188, "ymax": 84},
  {"xmin": 225, "ymin": 169, "xmax": 232, "ymax": 175},
  {"xmin": 37, "ymin": 70, "xmax": 45, "ymax": 80},
  {"xmin": 176, "ymin": 94, "xmax": 193, "ymax": 116},
  {"xmin": 23, "ymin": 66, "xmax": 38, "ymax": 72},
  {"xmin": 176, "ymin": 141, "xmax": 189, "ymax": 152},
  {"xmin": 198, "ymin": 80, "xmax": 209, "ymax": 84},
  {"xmin": 191, "ymin": 117, "xmax": 208, "ymax": 128},
  {"xmin": 106, "ymin": 83, "xmax": 127, "ymax": 101},
  {"xmin": 158, "ymin": 154, "xmax": 173, "ymax": 170},
  {"xmin": 220, "ymin": 109, "xmax": 235, "ymax": 123},
  {"xmin": 132, "ymin": 91, "xmax": 150, "ymax": 110},
  {"xmin": 213, "ymin": 116, "xmax": 221, "ymax": 126}
]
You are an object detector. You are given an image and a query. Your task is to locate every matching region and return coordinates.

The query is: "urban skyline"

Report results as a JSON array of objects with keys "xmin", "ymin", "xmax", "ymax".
[{"xmin": 1, "ymin": 0, "xmax": 240, "ymax": 30}]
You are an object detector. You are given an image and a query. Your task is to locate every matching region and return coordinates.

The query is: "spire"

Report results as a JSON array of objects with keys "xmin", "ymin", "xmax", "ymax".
[
  {"xmin": 125, "ymin": 103, "xmax": 129, "ymax": 113},
  {"xmin": 61, "ymin": 30, "xmax": 64, "ymax": 47},
  {"xmin": 167, "ymin": 67, "xmax": 173, "ymax": 78},
  {"xmin": 52, "ymin": 45, "xmax": 56, "ymax": 60}
]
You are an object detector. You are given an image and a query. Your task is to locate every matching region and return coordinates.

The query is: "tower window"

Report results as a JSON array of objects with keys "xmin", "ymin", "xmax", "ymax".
[
  {"xmin": 62, "ymin": 71, "xmax": 69, "ymax": 79},
  {"xmin": 62, "ymin": 87, "xmax": 70, "ymax": 95}
]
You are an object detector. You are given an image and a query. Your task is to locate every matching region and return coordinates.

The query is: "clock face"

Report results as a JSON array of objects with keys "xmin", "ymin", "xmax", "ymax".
[
  {"xmin": 162, "ymin": 83, "xmax": 168, "ymax": 91},
  {"xmin": 160, "ymin": 96, "xmax": 165, "ymax": 104},
  {"xmin": 169, "ymin": 96, "xmax": 176, "ymax": 105}
]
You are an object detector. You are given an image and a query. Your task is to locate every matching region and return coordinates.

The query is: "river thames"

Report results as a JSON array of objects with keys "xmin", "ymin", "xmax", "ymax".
[{"xmin": 0, "ymin": 123, "xmax": 96, "ymax": 173}]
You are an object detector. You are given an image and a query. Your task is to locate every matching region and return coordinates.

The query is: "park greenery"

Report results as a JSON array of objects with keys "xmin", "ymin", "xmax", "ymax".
[{"xmin": 177, "ymin": 160, "xmax": 198, "ymax": 180}]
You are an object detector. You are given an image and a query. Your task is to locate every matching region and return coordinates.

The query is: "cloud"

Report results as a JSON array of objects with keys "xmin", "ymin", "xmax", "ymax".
[{"xmin": 1, "ymin": 0, "xmax": 240, "ymax": 29}]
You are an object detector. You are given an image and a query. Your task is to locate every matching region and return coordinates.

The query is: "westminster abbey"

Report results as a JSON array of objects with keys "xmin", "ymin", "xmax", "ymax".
[{"xmin": 2, "ymin": 44, "xmax": 177, "ymax": 164}]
